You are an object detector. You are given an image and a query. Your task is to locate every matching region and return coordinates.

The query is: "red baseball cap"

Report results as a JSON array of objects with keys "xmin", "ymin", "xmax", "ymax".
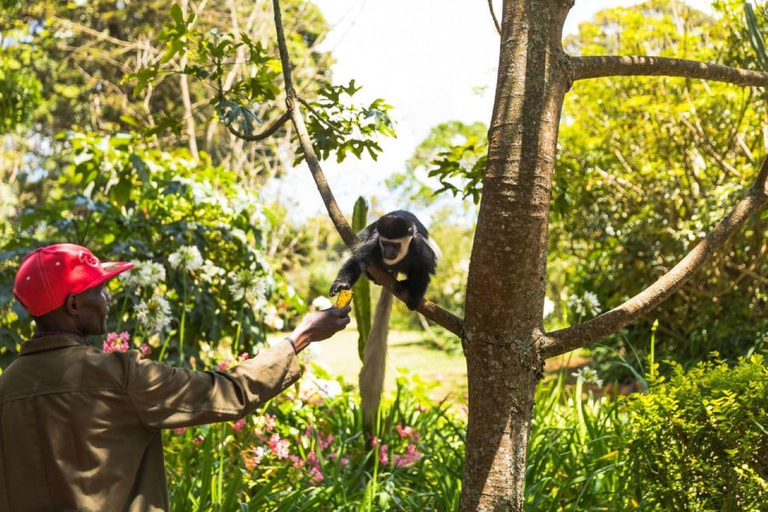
[{"xmin": 13, "ymin": 244, "xmax": 134, "ymax": 317}]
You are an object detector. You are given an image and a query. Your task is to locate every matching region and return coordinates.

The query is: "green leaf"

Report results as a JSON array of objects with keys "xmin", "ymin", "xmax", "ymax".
[
  {"xmin": 112, "ymin": 178, "xmax": 132, "ymax": 206},
  {"xmin": 745, "ymin": 2, "xmax": 768, "ymax": 71},
  {"xmin": 351, "ymin": 196, "xmax": 371, "ymax": 362},
  {"xmin": 169, "ymin": 4, "xmax": 184, "ymax": 27}
]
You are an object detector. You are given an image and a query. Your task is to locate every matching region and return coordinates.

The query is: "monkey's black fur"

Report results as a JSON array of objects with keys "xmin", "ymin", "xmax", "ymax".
[{"xmin": 330, "ymin": 210, "xmax": 438, "ymax": 310}]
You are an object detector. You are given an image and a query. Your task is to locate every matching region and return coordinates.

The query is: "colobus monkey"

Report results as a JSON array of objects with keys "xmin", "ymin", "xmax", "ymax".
[{"xmin": 330, "ymin": 210, "xmax": 440, "ymax": 424}]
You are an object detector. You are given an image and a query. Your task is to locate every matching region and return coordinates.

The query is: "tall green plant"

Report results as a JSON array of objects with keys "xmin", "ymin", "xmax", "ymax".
[
  {"xmin": 746, "ymin": 2, "xmax": 768, "ymax": 70},
  {"xmin": 352, "ymin": 196, "xmax": 371, "ymax": 361}
]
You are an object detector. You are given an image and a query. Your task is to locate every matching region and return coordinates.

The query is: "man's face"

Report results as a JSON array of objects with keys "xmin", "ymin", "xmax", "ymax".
[{"xmin": 73, "ymin": 284, "xmax": 111, "ymax": 335}]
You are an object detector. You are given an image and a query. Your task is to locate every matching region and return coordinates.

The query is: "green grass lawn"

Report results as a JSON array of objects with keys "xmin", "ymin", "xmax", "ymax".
[
  {"xmin": 268, "ymin": 322, "xmax": 590, "ymax": 405},
  {"xmin": 270, "ymin": 325, "xmax": 468, "ymax": 402}
]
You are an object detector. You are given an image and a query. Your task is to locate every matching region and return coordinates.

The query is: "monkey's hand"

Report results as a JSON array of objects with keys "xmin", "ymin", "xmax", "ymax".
[{"xmin": 330, "ymin": 280, "xmax": 352, "ymax": 296}]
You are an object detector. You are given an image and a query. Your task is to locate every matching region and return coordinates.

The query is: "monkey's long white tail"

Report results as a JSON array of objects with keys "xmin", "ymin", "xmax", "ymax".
[{"xmin": 360, "ymin": 288, "xmax": 394, "ymax": 425}]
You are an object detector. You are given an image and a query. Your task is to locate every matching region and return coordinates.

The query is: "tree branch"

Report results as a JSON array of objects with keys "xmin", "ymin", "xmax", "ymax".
[
  {"xmin": 225, "ymin": 111, "xmax": 291, "ymax": 141},
  {"xmin": 270, "ymin": 0, "xmax": 464, "ymax": 336},
  {"xmin": 541, "ymin": 157, "xmax": 768, "ymax": 358},
  {"xmin": 571, "ymin": 56, "xmax": 768, "ymax": 88},
  {"xmin": 487, "ymin": 0, "xmax": 501, "ymax": 36}
]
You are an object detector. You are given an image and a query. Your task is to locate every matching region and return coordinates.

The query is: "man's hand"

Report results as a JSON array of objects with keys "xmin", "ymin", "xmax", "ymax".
[{"xmin": 288, "ymin": 306, "xmax": 351, "ymax": 353}]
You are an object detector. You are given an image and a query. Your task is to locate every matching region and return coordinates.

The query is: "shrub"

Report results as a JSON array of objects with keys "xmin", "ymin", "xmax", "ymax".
[{"xmin": 623, "ymin": 354, "xmax": 768, "ymax": 510}]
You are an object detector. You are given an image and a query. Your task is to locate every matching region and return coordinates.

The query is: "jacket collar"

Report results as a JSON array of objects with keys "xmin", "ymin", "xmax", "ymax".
[{"xmin": 20, "ymin": 333, "xmax": 91, "ymax": 356}]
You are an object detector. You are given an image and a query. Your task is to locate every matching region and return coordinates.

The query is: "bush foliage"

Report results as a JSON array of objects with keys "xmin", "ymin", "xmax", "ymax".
[{"xmin": 623, "ymin": 354, "xmax": 768, "ymax": 510}]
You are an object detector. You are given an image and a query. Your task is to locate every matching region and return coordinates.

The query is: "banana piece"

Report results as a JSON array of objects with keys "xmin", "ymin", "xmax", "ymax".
[{"xmin": 334, "ymin": 289, "xmax": 353, "ymax": 308}]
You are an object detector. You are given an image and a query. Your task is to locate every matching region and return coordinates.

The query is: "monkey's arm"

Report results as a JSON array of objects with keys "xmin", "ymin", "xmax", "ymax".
[
  {"xmin": 330, "ymin": 256, "xmax": 364, "ymax": 296},
  {"xmin": 330, "ymin": 233, "xmax": 379, "ymax": 295}
]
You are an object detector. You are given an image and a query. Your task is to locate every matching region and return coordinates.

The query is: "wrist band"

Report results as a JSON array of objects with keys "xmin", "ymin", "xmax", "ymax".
[{"xmin": 284, "ymin": 336, "xmax": 297, "ymax": 354}]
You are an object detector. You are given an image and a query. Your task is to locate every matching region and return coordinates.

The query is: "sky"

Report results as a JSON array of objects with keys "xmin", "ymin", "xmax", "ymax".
[{"xmin": 265, "ymin": 0, "xmax": 715, "ymax": 221}]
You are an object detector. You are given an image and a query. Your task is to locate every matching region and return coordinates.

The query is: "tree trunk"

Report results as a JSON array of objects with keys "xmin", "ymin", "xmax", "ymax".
[{"xmin": 460, "ymin": 0, "xmax": 572, "ymax": 510}]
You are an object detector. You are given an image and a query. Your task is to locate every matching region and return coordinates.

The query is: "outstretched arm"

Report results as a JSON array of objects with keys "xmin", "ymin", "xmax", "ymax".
[{"xmin": 330, "ymin": 256, "xmax": 364, "ymax": 295}]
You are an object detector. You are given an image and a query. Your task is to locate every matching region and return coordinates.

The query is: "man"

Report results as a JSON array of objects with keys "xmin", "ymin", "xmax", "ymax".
[{"xmin": 0, "ymin": 244, "xmax": 351, "ymax": 511}]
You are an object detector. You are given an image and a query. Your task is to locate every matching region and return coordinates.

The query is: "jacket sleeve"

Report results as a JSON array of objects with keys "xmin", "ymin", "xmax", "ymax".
[{"xmin": 124, "ymin": 340, "xmax": 301, "ymax": 430}]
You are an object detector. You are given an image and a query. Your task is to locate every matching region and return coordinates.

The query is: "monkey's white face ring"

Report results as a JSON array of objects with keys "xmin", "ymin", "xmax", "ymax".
[{"xmin": 379, "ymin": 235, "xmax": 413, "ymax": 265}]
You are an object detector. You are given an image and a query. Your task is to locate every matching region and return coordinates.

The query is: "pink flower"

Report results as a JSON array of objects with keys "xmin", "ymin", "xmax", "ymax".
[
  {"xmin": 244, "ymin": 446, "xmax": 266, "ymax": 470},
  {"xmin": 307, "ymin": 466, "xmax": 324, "ymax": 484},
  {"xmin": 396, "ymin": 424, "xmax": 420, "ymax": 442},
  {"xmin": 378, "ymin": 443, "xmax": 389, "ymax": 465},
  {"xmin": 173, "ymin": 427, "xmax": 187, "ymax": 435},
  {"xmin": 232, "ymin": 418, "xmax": 246, "ymax": 432},
  {"xmin": 263, "ymin": 414, "xmax": 276, "ymax": 431},
  {"xmin": 370, "ymin": 436, "xmax": 380, "ymax": 447},
  {"xmin": 102, "ymin": 331, "xmax": 130, "ymax": 353},
  {"xmin": 393, "ymin": 443, "xmax": 422, "ymax": 467},
  {"xmin": 244, "ymin": 454, "xmax": 259, "ymax": 471},
  {"xmin": 238, "ymin": 352, "xmax": 249, "ymax": 362},
  {"xmin": 304, "ymin": 451, "xmax": 324, "ymax": 484},
  {"xmin": 319, "ymin": 433, "xmax": 334, "ymax": 450},
  {"xmin": 217, "ymin": 359, "xmax": 232, "ymax": 371},
  {"xmin": 140, "ymin": 343, "xmax": 152, "ymax": 357},
  {"xmin": 304, "ymin": 424, "xmax": 313, "ymax": 437},
  {"xmin": 193, "ymin": 435, "xmax": 204, "ymax": 445},
  {"xmin": 267, "ymin": 433, "xmax": 290, "ymax": 459},
  {"xmin": 340, "ymin": 456, "xmax": 349, "ymax": 467},
  {"xmin": 289, "ymin": 454, "xmax": 304, "ymax": 468},
  {"xmin": 189, "ymin": 356, "xmax": 197, "ymax": 369}
]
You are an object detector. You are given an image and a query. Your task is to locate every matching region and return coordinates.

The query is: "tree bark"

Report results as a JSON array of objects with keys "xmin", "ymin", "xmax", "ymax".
[{"xmin": 460, "ymin": 0, "xmax": 572, "ymax": 510}]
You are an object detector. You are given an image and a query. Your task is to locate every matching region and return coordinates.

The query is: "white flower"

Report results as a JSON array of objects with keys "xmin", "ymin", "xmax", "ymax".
[
  {"xmin": 122, "ymin": 260, "xmax": 166, "ymax": 289},
  {"xmin": 567, "ymin": 292, "xmax": 602, "ymax": 318},
  {"xmin": 168, "ymin": 246, "xmax": 203, "ymax": 271},
  {"xmin": 229, "ymin": 269, "xmax": 267, "ymax": 303},
  {"xmin": 543, "ymin": 297, "xmax": 555, "ymax": 318},
  {"xmin": 135, "ymin": 296, "xmax": 172, "ymax": 332},
  {"xmin": 199, "ymin": 259, "xmax": 226, "ymax": 284},
  {"xmin": 582, "ymin": 291, "xmax": 602, "ymax": 315},
  {"xmin": 571, "ymin": 366, "xmax": 604, "ymax": 387},
  {"xmin": 311, "ymin": 296, "xmax": 332, "ymax": 310}
]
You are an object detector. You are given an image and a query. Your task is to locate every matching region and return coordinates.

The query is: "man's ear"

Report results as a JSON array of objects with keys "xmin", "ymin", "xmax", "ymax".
[{"xmin": 65, "ymin": 295, "xmax": 78, "ymax": 316}]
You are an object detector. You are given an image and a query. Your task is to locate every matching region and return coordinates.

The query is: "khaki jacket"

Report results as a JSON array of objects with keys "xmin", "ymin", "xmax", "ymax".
[{"xmin": 0, "ymin": 334, "xmax": 301, "ymax": 511}]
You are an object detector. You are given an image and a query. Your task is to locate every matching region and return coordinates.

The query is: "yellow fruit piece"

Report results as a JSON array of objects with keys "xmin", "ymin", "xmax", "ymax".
[{"xmin": 334, "ymin": 289, "xmax": 353, "ymax": 308}]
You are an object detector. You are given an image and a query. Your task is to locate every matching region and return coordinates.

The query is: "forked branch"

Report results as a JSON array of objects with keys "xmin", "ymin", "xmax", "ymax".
[
  {"xmin": 541, "ymin": 157, "xmax": 768, "ymax": 358},
  {"xmin": 270, "ymin": 0, "xmax": 464, "ymax": 336},
  {"xmin": 571, "ymin": 56, "xmax": 768, "ymax": 88}
]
